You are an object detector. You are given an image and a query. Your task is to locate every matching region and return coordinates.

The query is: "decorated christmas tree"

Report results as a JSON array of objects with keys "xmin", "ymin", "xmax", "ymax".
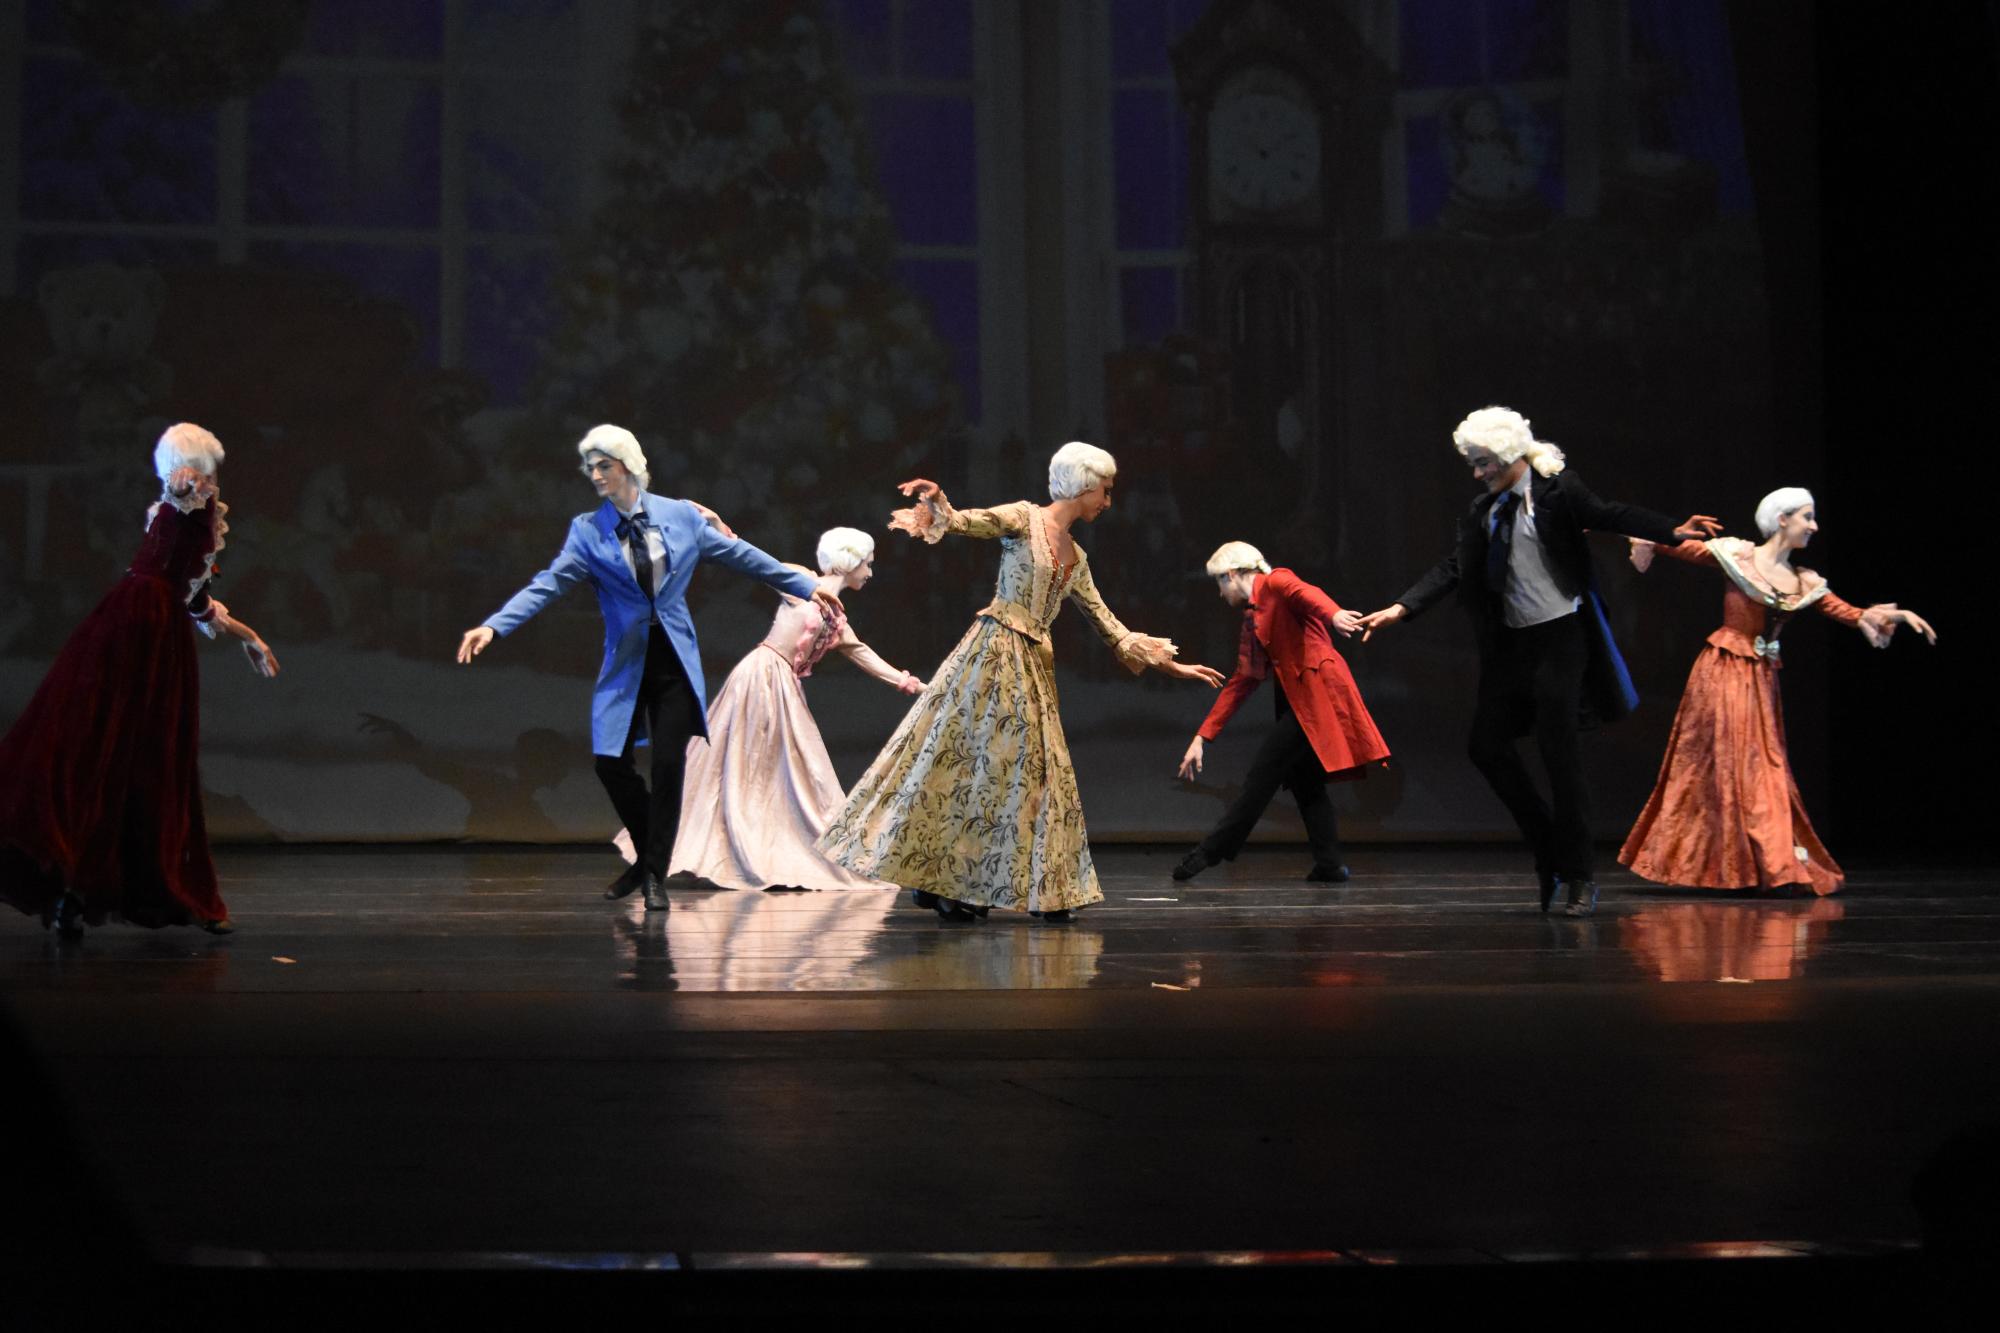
[{"xmin": 535, "ymin": 0, "xmax": 961, "ymax": 556}]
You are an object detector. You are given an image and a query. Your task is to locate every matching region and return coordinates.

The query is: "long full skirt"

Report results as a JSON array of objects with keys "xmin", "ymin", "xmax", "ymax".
[
  {"xmin": 0, "ymin": 573, "xmax": 227, "ymax": 927},
  {"xmin": 1618, "ymin": 646, "xmax": 1842, "ymax": 895},
  {"xmin": 668, "ymin": 645, "xmax": 894, "ymax": 890},
  {"xmin": 818, "ymin": 618, "xmax": 1103, "ymax": 912}
]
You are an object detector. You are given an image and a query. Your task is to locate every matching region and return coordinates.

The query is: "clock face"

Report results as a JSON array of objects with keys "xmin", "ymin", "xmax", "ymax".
[{"xmin": 1209, "ymin": 83, "xmax": 1321, "ymax": 215}]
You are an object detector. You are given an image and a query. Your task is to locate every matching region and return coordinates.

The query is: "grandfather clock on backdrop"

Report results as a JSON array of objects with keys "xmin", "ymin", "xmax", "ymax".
[{"xmin": 1172, "ymin": 0, "xmax": 1388, "ymax": 568}]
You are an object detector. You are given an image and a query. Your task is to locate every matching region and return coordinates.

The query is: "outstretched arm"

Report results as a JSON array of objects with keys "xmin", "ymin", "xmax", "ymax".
[
  {"xmin": 204, "ymin": 597, "xmax": 281, "ymax": 677},
  {"xmin": 1066, "ymin": 560, "xmax": 1224, "ymax": 686},
  {"xmin": 835, "ymin": 621, "xmax": 925, "ymax": 693},
  {"xmin": 465, "ymin": 523, "xmax": 592, "ymax": 661},
  {"xmin": 888, "ymin": 479, "xmax": 1030, "ymax": 544},
  {"xmin": 1818, "ymin": 589, "xmax": 1937, "ymax": 648},
  {"xmin": 1628, "ymin": 537, "xmax": 1720, "ymax": 573},
  {"xmin": 1564, "ymin": 472, "xmax": 1719, "ymax": 545},
  {"xmin": 692, "ymin": 512, "xmax": 827, "ymax": 611}
]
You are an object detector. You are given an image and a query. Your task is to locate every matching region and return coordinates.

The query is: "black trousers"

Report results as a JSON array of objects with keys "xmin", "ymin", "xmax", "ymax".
[
  {"xmin": 1466, "ymin": 611, "xmax": 1593, "ymax": 880},
  {"xmin": 1198, "ymin": 682, "xmax": 1343, "ymax": 868},
  {"xmin": 594, "ymin": 625, "xmax": 702, "ymax": 878}
]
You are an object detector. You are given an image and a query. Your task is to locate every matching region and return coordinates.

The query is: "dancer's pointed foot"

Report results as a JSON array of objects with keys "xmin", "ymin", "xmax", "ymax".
[
  {"xmin": 605, "ymin": 863, "xmax": 645, "ymax": 900},
  {"xmin": 200, "ymin": 917, "xmax": 235, "ymax": 935},
  {"xmin": 932, "ymin": 897, "xmax": 978, "ymax": 922},
  {"xmin": 1172, "ymin": 848, "xmax": 1218, "ymax": 881},
  {"xmin": 1305, "ymin": 863, "xmax": 1350, "ymax": 883}
]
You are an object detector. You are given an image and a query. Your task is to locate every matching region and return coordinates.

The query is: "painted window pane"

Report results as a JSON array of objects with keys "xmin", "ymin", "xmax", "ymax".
[
  {"xmin": 20, "ymin": 57, "xmax": 218, "ymax": 224},
  {"xmin": 831, "ymin": 0, "xmax": 894, "ymax": 78},
  {"xmin": 249, "ymin": 73, "xmax": 443, "ymax": 227},
  {"xmin": 1488, "ymin": 0, "xmax": 1569, "ymax": 81},
  {"xmin": 303, "ymin": 0, "xmax": 444, "ymax": 60},
  {"xmin": 896, "ymin": 257, "xmax": 979, "ymax": 420},
  {"xmin": 466, "ymin": 78, "xmax": 575, "ymax": 232},
  {"xmin": 1113, "ymin": 88, "xmax": 1187, "ymax": 250},
  {"xmin": 249, "ymin": 241, "xmax": 442, "ymax": 361},
  {"xmin": 1111, "ymin": 0, "xmax": 1210, "ymax": 79},
  {"xmin": 1120, "ymin": 265, "xmax": 1181, "ymax": 346},
  {"xmin": 462, "ymin": 0, "xmax": 581, "ymax": 68},
  {"xmin": 903, "ymin": 0, "xmax": 973, "ymax": 80},
  {"xmin": 1399, "ymin": 0, "xmax": 1483, "ymax": 89},
  {"xmin": 865, "ymin": 94, "xmax": 977, "ymax": 246},
  {"xmin": 466, "ymin": 244, "xmax": 559, "ymax": 402}
]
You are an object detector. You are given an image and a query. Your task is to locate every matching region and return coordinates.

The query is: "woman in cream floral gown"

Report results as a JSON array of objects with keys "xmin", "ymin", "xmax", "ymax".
[{"xmin": 819, "ymin": 443, "xmax": 1224, "ymax": 921}]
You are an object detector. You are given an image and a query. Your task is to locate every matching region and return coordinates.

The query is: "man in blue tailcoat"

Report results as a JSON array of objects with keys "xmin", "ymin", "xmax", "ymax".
[{"xmin": 457, "ymin": 425, "xmax": 837, "ymax": 911}]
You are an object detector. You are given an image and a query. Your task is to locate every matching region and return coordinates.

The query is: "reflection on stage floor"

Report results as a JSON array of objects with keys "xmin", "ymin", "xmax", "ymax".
[{"xmin": 3, "ymin": 845, "xmax": 1993, "ymax": 994}]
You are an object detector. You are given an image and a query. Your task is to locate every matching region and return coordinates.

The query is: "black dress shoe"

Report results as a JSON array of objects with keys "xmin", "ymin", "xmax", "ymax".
[
  {"xmin": 1563, "ymin": 880, "xmax": 1599, "ymax": 918},
  {"xmin": 1029, "ymin": 909, "xmax": 1075, "ymax": 923},
  {"xmin": 1305, "ymin": 863, "xmax": 1350, "ymax": 883},
  {"xmin": 1171, "ymin": 848, "xmax": 1218, "ymax": 881},
  {"xmin": 1538, "ymin": 871, "xmax": 1561, "ymax": 914},
  {"xmin": 642, "ymin": 874, "xmax": 671, "ymax": 912},
  {"xmin": 933, "ymin": 897, "xmax": 978, "ymax": 922},
  {"xmin": 604, "ymin": 863, "xmax": 645, "ymax": 900},
  {"xmin": 909, "ymin": 889, "xmax": 940, "ymax": 910}
]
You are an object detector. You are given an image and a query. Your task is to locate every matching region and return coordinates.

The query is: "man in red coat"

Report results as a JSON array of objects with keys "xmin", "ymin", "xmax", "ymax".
[{"xmin": 1174, "ymin": 542, "xmax": 1391, "ymax": 883}]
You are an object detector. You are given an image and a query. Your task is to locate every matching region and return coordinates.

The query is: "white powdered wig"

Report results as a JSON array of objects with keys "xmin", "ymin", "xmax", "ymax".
[
  {"xmin": 816, "ymin": 526, "xmax": 876, "ymax": 575},
  {"xmin": 1452, "ymin": 405, "xmax": 1567, "ymax": 478},
  {"xmin": 1048, "ymin": 440, "xmax": 1118, "ymax": 500},
  {"xmin": 576, "ymin": 423, "xmax": 650, "ymax": 491},
  {"xmin": 1755, "ymin": 486, "xmax": 1815, "ymax": 537},
  {"xmin": 1204, "ymin": 540, "xmax": 1271, "ymax": 578},
  {"xmin": 153, "ymin": 422, "xmax": 224, "ymax": 483}
]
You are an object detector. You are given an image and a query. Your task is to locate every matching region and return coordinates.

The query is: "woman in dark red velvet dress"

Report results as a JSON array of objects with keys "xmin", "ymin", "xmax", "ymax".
[{"xmin": 0, "ymin": 424, "xmax": 280, "ymax": 937}]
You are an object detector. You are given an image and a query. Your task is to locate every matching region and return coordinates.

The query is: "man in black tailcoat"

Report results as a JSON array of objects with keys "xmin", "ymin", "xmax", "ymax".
[{"xmin": 1356, "ymin": 406, "xmax": 1719, "ymax": 916}]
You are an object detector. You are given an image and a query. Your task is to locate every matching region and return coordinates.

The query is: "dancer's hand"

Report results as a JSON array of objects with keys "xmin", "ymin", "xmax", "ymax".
[
  {"xmin": 1331, "ymin": 608, "xmax": 1364, "ymax": 638},
  {"xmin": 1353, "ymin": 605, "xmax": 1407, "ymax": 640},
  {"xmin": 1161, "ymin": 660, "xmax": 1226, "ymax": 688},
  {"xmin": 897, "ymin": 672, "xmax": 926, "ymax": 695},
  {"xmin": 1898, "ymin": 608, "xmax": 1938, "ymax": 644},
  {"xmin": 1178, "ymin": 735, "xmax": 1205, "ymax": 780},
  {"xmin": 457, "ymin": 626, "xmax": 494, "ymax": 663},
  {"xmin": 243, "ymin": 636, "xmax": 280, "ymax": 677},
  {"xmin": 167, "ymin": 466, "xmax": 217, "ymax": 500},
  {"xmin": 1673, "ymin": 513, "xmax": 1723, "ymax": 540},
  {"xmin": 810, "ymin": 587, "xmax": 846, "ymax": 619},
  {"xmin": 895, "ymin": 478, "xmax": 941, "ymax": 500}
]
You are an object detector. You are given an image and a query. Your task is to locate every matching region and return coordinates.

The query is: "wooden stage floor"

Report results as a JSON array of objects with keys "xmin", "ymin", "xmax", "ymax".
[{"xmin": 4, "ymin": 845, "xmax": 1997, "ymax": 1313}]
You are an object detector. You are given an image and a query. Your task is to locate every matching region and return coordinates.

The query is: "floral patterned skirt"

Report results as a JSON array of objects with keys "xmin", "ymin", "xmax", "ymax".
[{"xmin": 817, "ymin": 616, "xmax": 1103, "ymax": 912}]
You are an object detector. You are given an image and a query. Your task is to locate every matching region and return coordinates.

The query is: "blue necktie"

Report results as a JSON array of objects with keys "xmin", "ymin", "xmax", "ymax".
[
  {"xmin": 1485, "ymin": 491, "xmax": 1521, "ymax": 594},
  {"xmin": 616, "ymin": 512, "xmax": 656, "ymax": 604}
]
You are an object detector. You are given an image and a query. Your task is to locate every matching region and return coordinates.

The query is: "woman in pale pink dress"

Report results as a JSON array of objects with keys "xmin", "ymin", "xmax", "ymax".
[{"xmin": 660, "ymin": 527, "xmax": 924, "ymax": 890}]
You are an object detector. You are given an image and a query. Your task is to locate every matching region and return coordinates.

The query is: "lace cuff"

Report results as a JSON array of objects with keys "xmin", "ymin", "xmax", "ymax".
[
  {"xmin": 1114, "ymin": 631, "xmax": 1179, "ymax": 675},
  {"xmin": 888, "ymin": 492, "xmax": 953, "ymax": 545},
  {"xmin": 160, "ymin": 486, "xmax": 207, "ymax": 516}
]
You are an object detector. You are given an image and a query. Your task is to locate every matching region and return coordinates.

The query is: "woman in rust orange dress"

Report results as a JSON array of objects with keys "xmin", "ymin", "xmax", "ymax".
[{"xmin": 1619, "ymin": 487, "xmax": 1934, "ymax": 895}]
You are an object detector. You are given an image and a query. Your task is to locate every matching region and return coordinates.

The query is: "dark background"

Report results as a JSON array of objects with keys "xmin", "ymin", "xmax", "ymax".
[{"xmin": 0, "ymin": 0, "xmax": 1984, "ymax": 853}]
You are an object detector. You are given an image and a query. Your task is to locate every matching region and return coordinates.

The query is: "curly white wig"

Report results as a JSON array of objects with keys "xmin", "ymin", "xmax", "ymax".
[
  {"xmin": 1048, "ymin": 440, "xmax": 1118, "ymax": 500},
  {"xmin": 816, "ymin": 526, "xmax": 876, "ymax": 576},
  {"xmin": 1755, "ymin": 486, "xmax": 1815, "ymax": 538},
  {"xmin": 576, "ymin": 423, "xmax": 650, "ymax": 491},
  {"xmin": 153, "ymin": 422, "xmax": 224, "ymax": 484},
  {"xmin": 1204, "ymin": 541, "xmax": 1271, "ymax": 578},
  {"xmin": 1452, "ymin": 406, "xmax": 1567, "ymax": 478}
]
